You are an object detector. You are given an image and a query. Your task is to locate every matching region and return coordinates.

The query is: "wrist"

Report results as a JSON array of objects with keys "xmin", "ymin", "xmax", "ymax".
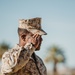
[{"xmin": 24, "ymin": 43, "xmax": 35, "ymax": 50}]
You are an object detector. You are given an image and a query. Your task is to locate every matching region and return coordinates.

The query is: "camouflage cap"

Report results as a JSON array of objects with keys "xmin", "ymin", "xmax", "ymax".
[{"xmin": 18, "ymin": 17, "xmax": 47, "ymax": 35}]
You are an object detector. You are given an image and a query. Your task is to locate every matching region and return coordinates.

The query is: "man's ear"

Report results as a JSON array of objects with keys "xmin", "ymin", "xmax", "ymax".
[{"xmin": 21, "ymin": 34, "xmax": 26, "ymax": 41}]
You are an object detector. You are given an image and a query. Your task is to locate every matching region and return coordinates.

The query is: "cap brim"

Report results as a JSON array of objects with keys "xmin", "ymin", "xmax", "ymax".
[{"xmin": 28, "ymin": 28, "xmax": 47, "ymax": 35}]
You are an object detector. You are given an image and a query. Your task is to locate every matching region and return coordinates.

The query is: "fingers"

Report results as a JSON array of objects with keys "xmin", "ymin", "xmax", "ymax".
[
  {"xmin": 32, "ymin": 34, "xmax": 39, "ymax": 44},
  {"xmin": 27, "ymin": 34, "xmax": 42, "ymax": 49},
  {"xmin": 34, "ymin": 35, "xmax": 42, "ymax": 49},
  {"xmin": 32, "ymin": 34, "xmax": 39, "ymax": 40},
  {"xmin": 27, "ymin": 34, "xmax": 38, "ymax": 44}
]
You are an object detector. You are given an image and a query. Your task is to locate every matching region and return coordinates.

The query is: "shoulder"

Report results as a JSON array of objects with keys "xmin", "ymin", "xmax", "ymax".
[
  {"xmin": 36, "ymin": 54, "xmax": 43, "ymax": 62},
  {"xmin": 35, "ymin": 54, "xmax": 46, "ymax": 67},
  {"xmin": 35, "ymin": 54, "xmax": 47, "ymax": 75}
]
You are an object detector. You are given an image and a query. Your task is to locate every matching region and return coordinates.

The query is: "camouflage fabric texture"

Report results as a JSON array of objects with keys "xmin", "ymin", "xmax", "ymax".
[
  {"xmin": 19, "ymin": 17, "xmax": 47, "ymax": 35},
  {"xmin": 1, "ymin": 43, "xmax": 47, "ymax": 75}
]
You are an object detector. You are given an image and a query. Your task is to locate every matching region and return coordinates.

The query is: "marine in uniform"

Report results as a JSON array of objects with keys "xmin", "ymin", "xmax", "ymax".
[{"xmin": 1, "ymin": 17, "xmax": 47, "ymax": 75}]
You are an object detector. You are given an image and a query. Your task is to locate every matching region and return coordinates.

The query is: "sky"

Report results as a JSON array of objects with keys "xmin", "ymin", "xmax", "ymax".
[{"xmin": 0, "ymin": 0, "xmax": 75, "ymax": 68}]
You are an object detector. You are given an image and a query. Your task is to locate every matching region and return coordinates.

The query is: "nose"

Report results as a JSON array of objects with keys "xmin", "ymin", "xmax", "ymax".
[{"xmin": 40, "ymin": 36, "xmax": 43, "ymax": 41}]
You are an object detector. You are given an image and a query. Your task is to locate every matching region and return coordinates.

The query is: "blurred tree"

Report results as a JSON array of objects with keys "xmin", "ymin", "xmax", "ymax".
[
  {"xmin": 0, "ymin": 42, "xmax": 10, "ymax": 59},
  {"xmin": 45, "ymin": 45, "xmax": 65, "ymax": 75}
]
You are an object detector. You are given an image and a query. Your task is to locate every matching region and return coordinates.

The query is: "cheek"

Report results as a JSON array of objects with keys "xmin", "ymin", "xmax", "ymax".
[
  {"xmin": 27, "ymin": 35, "xmax": 31, "ymax": 39},
  {"xmin": 25, "ymin": 35, "xmax": 31, "ymax": 42}
]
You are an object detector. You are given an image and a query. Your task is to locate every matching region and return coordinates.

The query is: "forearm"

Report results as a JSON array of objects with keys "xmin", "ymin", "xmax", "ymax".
[
  {"xmin": 1, "ymin": 43, "xmax": 35, "ymax": 74},
  {"xmin": 13, "ymin": 43, "xmax": 35, "ymax": 72}
]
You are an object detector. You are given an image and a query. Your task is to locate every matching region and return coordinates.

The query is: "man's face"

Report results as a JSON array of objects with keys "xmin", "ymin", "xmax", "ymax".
[
  {"xmin": 20, "ymin": 31, "xmax": 43, "ymax": 50},
  {"xmin": 26, "ymin": 33, "xmax": 43, "ymax": 50}
]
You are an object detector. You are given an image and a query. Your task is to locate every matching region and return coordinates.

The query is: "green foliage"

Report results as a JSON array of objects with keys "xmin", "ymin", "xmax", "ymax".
[
  {"xmin": 0, "ymin": 42, "xmax": 10, "ymax": 59},
  {"xmin": 45, "ymin": 45, "xmax": 66, "ymax": 63},
  {"xmin": 45, "ymin": 45, "xmax": 66, "ymax": 74}
]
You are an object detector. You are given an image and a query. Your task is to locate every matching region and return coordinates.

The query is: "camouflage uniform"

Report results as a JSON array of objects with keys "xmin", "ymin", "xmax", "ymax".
[{"xmin": 1, "ymin": 43, "xmax": 47, "ymax": 75}]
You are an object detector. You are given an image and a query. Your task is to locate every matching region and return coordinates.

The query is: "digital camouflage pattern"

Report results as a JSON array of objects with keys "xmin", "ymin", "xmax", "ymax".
[
  {"xmin": 1, "ymin": 43, "xmax": 47, "ymax": 75},
  {"xmin": 19, "ymin": 17, "xmax": 47, "ymax": 35}
]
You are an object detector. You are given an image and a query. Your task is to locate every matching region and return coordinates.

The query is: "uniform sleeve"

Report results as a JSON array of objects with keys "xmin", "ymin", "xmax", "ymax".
[{"xmin": 1, "ymin": 43, "xmax": 35, "ymax": 75}]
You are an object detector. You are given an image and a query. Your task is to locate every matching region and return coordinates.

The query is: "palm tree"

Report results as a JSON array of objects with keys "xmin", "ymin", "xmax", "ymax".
[
  {"xmin": 0, "ymin": 42, "xmax": 10, "ymax": 59},
  {"xmin": 45, "ymin": 45, "xmax": 65, "ymax": 75}
]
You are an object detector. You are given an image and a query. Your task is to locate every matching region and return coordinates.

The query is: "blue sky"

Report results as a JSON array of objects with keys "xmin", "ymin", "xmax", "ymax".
[{"xmin": 0, "ymin": 0, "xmax": 75, "ymax": 68}]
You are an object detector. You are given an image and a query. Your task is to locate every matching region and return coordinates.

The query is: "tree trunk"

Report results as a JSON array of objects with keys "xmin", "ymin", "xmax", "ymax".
[{"xmin": 53, "ymin": 61, "xmax": 57, "ymax": 75}]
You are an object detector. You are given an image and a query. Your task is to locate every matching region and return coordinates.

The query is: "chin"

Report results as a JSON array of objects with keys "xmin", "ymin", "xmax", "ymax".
[
  {"xmin": 35, "ymin": 47, "xmax": 40, "ymax": 51},
  {"xmin": 35, "ymin": 44, "xmax": 41, "ymax": 51}
]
